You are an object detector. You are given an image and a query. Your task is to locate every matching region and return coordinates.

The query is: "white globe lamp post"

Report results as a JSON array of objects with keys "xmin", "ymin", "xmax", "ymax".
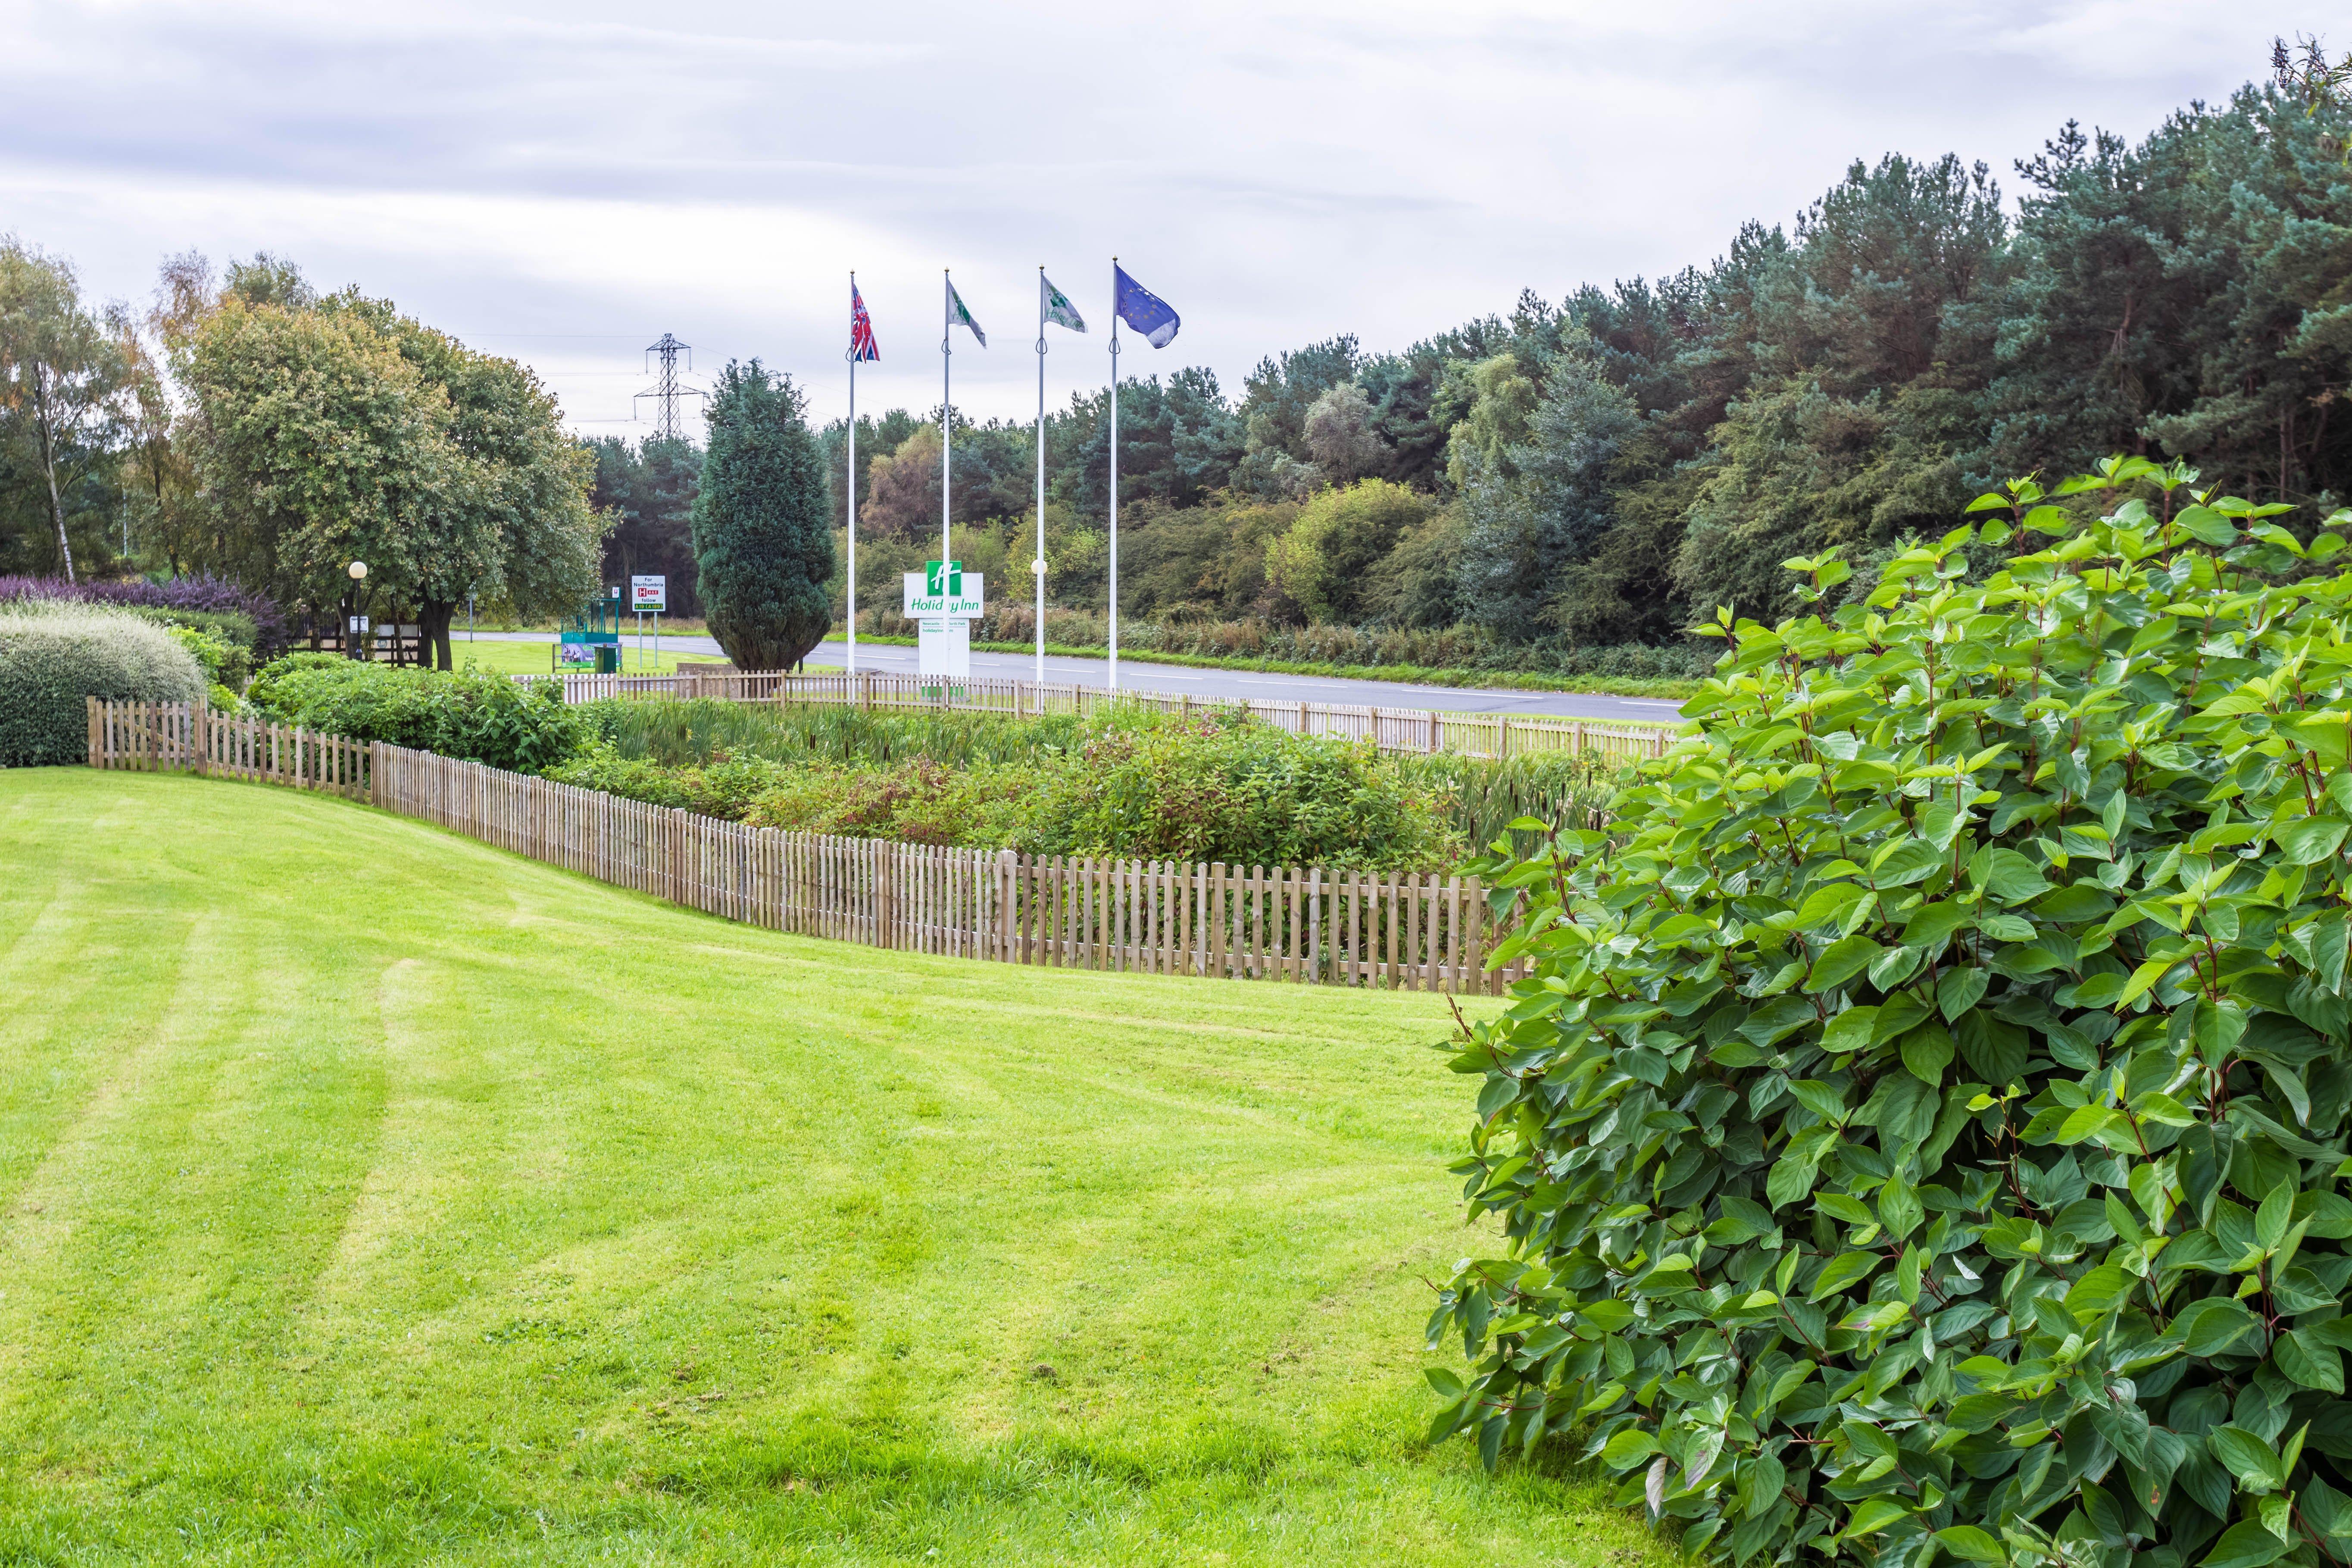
[{"xmin": 346, "ymin": 561, "xmax": 368, "ymax": 659}]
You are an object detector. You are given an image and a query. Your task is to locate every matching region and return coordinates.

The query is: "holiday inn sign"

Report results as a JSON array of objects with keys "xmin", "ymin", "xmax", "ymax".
[{"xmin": 902, "ymin": 560, "xmax": 984, "ymax": 620}]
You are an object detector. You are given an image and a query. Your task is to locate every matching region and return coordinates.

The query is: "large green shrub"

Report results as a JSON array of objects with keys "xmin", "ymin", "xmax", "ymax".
[
  {"xmin": 1432, "ymin": 464, "xmax": 2352, "ymax": 1568},
  {"xmin": 0, "ymin": 605, "xmax": 204, "ymax": 765},
  {"xmin": 246, "ymin": 656, "xmax": 585, "ymax": 772}
]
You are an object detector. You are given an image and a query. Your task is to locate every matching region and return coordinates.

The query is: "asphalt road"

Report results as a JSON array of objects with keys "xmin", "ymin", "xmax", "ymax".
[{"xmin": 469, "ymin": 631, "xmax": 1688, "ymax": 723}]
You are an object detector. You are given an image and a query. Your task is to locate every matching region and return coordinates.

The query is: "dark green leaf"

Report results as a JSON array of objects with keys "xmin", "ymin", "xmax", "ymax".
[
  {"xmin": 2208, "ymin": 1424, "xmax": 2286, "ymax": 1493},
  {"xmin": 2277, "ymin": 817, "xmax": 2350, "ymax": 866},
  {"xmin": 1935, "ymin": 1526, "xmax": 2004, "ymax": 1561},
  {"xmin": 2199, "ymin": 1520, "xmax": 2290, "ymax": 1568},
  {"xmin": 1937, "ymin": 966, "xmax": 1990, "ymax": 1021},
  {"xmin": 2276, "ymin": 1328, "xmax": 2345, "ymax": 1393},
  {"xmin": 1808, "ymin": 935, "xmax": 1883, "ymax": 994},
  {"xmin": 1901, "ymin": 1023, "xmax": 1955, "ymax": 1085},
  {"xmin": 1808, "ymin": 1250, "xmax": 1878, "ymax": 1302},
  {"xmin": 2174, "ymin": 1297, "xmax": 2261, "ymax": 1357}
]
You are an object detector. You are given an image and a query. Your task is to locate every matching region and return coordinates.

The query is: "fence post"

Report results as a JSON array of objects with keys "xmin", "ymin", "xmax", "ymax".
[
  {"xmin": 1465, "ymin": 875, "xmax": 1489, "ymax": 995},
  {"xmin": 996, "ymin": 848, "xmax": 1014, "ymax": 963},
  {"xmin": 1209, "ymin": 862, "xmax": 1227, "ymax": 978}
]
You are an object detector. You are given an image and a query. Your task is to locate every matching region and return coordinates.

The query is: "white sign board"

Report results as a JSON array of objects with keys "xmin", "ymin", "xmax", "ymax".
[
  {"xmin": 903, "ymin": 562, "xmax": 981, "ymax": 683},
  {"xmin": 902, "ymin": 568, "xmax": 983, "ymax": 621},
  {"xmin": 630, "ymin": 575, "xmax": 667, "ymax": 612},
  {"xmin": 917, "ymin": 618, "xmax": 971, "ymax": 680}
]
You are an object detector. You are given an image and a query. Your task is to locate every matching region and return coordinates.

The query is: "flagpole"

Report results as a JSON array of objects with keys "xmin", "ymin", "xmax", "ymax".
[
  {"xmin": 1107, "ymin": 256, "xmax": 1120, "ymax": 692},
  {"xmin": 1035, "ymin": 267, "xmax": 1048, "ymax": 685},
  {"xmin": 942, "ymin": 271, "xmax": 953, "ymax": 594},
  {"xmin": 846, "ymin": 273, "xmax": 858, "ymax": 677}
]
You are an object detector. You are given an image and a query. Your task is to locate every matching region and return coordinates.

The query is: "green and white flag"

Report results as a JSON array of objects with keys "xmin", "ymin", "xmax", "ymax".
[
  {"xmin": 1042, "ymin": 275, "xmax": 1086, "ymax": 332},
  {"xmin": 947, "ymin": 280, "xmax": 986, "ymax": 347}
]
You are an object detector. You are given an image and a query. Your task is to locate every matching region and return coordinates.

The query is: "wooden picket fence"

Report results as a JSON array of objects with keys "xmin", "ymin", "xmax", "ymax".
[
  {"xmin": 86, "ymin": 700, "xmax": 1521, "ymax": 993},
  {"xmin": 519, "ymin": 668, "xmax": 1679, "ymax": 765},
  {"xmin": 87, "ymin": 697, "xmax": 372, "ymax": 796}
]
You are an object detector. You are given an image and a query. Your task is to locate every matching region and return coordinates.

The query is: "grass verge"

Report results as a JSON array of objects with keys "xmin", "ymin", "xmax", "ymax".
[
  {"xmin": 839, "ymin": 633, "xmax": 1699, "ymax": 702},
  {"xmin": 0, "ymin": 768, "xmax": 1662, "ymax": 1567},
  {"xmin": 433, "ymin": 638, "xmax": 703, "ymax": 676}
]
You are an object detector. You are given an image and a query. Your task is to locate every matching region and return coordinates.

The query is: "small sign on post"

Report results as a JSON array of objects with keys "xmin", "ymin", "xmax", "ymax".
[{"xmin": 629, "ymin": 575, "xmax": 666, "ymax": 672}]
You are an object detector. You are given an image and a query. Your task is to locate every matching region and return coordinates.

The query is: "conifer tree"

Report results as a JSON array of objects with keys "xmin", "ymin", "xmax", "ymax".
[{"xmin": 692, "ymin": 361, "xmax": 834, "ymax": 672}]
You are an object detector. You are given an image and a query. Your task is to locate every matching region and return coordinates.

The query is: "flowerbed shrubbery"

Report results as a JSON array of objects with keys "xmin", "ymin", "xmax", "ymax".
[
  {"xmin": 1432, "ymin": 462, "xmax": 2352, "ymax": 1568},
  {"xmin": 552, "ymin": 704, "xmax": 1468, "ymax": 870},
  {"xmin": 0, "ymin": 572, "xmax": 270, "ymax": 709},
  {"xmin": 234, "ymin": 661, "xmax": 1611, "ymax": 871},
  {"xmin": 0, "ymin": 574, "xmax": 284, "ymax": 649},
  {"xmin": 585, "ymin": 696, "xmax": 1618, "ymax": 855}
]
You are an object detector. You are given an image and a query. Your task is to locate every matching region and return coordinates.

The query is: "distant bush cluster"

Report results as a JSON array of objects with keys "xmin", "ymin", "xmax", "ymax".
[
  {"xmin": 858, "ymin": 602, "xmax": 1715, "ymax": 687},
  {"xmin": 246, "ymin": 654, "xmax": 585, "ymax": 773}
]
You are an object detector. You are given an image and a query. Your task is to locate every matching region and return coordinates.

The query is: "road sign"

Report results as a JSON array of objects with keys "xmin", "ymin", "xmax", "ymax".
[{"xmin": 630, "ymin": 575, "xmax": 667, "ymax": 612}]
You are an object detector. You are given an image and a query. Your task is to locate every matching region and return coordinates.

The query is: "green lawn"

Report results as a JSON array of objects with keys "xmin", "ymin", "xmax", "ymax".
[
  {"xmin": 431, "ymin": 640, "xmax": 841, "ymax": 678},
  {"xmin": 0, "ymin": 768, "xmax": 1659, "ymax": 1565},
  {"xmin": 438, "ymin": 637, "xmax": 702, "ymax": 676}
]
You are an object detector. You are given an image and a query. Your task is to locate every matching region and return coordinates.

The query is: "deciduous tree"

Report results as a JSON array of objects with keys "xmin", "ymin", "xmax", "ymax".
[{"xmin": 0, "ymin": 238, "xmax": 130, "ymax": 582}]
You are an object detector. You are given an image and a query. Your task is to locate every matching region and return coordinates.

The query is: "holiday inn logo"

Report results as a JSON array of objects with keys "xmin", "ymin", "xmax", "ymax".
[{"xmin": 904, "ymin": 560, "xmax": 984, "ymax": 620}]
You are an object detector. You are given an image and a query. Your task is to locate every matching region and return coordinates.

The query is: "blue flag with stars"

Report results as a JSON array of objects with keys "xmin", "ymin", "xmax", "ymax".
[{"xmin": 1112, "ymin": 264, "xmax": 1179, "ymax": 348}]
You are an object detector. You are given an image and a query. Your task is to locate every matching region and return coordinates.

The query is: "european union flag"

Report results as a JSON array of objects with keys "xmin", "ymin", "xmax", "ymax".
[{"xmin": 1112, "ymin": 263, "xmax": 1180, "ymax": 349}]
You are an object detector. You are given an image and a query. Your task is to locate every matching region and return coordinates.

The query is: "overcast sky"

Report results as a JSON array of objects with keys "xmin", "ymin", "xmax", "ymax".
[{"xmin": 0, "ymin": 0, "xmax": 2318, "ymax": 433}]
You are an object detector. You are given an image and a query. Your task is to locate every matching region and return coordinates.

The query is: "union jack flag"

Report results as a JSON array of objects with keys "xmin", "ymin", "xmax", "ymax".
[{"xmin": 850, "ymin": 282, "xmax": 879, "ymax": 362}]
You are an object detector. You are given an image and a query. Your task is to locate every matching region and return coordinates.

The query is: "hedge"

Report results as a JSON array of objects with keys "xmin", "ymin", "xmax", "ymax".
[
  {"xmin": 1433, "ymin": 461, "xmax": 2352, "ymax": 1568},
  {"xmin": 245, "ymin": 656, "xmax": 584, "ymax": 774},
  {"xmin": 0, "ymin": 605, "xmax": 205, "ymax": 766}
]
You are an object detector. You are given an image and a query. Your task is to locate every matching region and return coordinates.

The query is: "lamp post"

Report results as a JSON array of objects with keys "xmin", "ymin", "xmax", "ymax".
[{"xmin": 346, "ymin": 560, "xmax": 368, "ymax": 660}]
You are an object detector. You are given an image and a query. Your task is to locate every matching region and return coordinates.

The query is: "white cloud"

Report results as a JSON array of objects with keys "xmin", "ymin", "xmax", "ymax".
[{"xmin": 0, "ymin": 0, "xmax": 2316, "ymax": 431}]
